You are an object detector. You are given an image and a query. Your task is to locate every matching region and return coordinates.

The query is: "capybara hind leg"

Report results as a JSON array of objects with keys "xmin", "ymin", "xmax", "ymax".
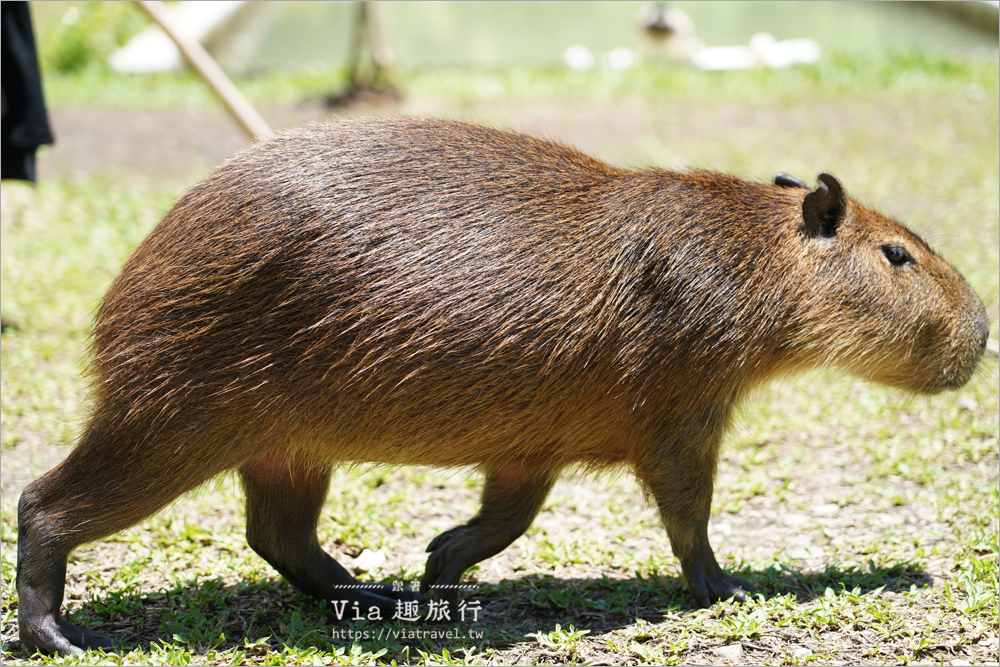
[
  {"xmin": 17, "ymin": 423, "xmax": 239, "ymax": 656},
  {"xmin": 16, "ymin": 499, "xmax": 114, "ymax": 656},
  {"xmin": 239, "ymin": 452, "xmax": 418, "ymax": 619},
  {"xmin": 421, "ymin": 462, "xmax": 559, "ymax": 609},
  {"xmin": 637, "ymin": 438, "xmax": 754, "ymax": 607}
]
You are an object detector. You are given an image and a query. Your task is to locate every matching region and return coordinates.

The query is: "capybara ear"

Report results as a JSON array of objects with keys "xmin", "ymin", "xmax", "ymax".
[
  {"xmin": 802, "ymin": 173, "xmax": 846, "ymax": 238},
  {"xmin": 773, "ymin": 173, "xmax": 809, "ymax": 190}
]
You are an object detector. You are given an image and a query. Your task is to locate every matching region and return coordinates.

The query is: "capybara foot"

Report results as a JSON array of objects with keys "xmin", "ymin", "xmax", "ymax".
[{"xmin": 19, "ymin": 613, "xmax": 114, "ymax": 656}]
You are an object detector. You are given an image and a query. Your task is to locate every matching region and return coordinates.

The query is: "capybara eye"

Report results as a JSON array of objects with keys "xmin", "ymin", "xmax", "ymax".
[{"xmin": 882, "ymin": 244, "xmax": 914, "ymax": 267}]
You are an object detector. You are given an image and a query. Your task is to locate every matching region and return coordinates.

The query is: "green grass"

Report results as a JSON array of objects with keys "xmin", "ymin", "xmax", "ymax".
[
  {"xmin": 2, "ymin": 51, "xmax": 998, "ymax": 665},
  {"xmin": 37, "ymin": 50, "xmax": 999, "ymax": 111}
]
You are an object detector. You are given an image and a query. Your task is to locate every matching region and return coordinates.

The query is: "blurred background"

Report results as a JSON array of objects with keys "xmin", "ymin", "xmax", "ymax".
[
  {"xmin": 1, "ymin": 0, "xmax": 999, "ymax": 522},
  {"xmin": 12, "ymin": 0, "xmax": 1000, "ymax": 183}
]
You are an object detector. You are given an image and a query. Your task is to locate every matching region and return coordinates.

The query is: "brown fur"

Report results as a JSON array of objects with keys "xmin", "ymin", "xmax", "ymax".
[{"xmin": 17, "ymin": 119, "xmax": 989, "ymax": 655}]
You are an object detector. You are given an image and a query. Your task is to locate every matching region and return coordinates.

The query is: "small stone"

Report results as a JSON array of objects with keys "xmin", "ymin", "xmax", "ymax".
[
  {"xmin": 790, "ymin": 545, "xmax": 824, "ymax": 560},
  {"xmin": 711, "ymin": 644, "xmax": 743, "ymax": 660},
  {"xmin": 950, "ymin": 660, "xmax": 972, "ymax": 666},
  {"xmin": 958, "ymin": 396, "xmax": 977, "ymax": 411},
  {"xmin": 781, "ymin": 513, "xmax": 810, "ymax": 528},
  {"xmin": 966, "ymin": 84, "xmax": 986, "ymax": 102},
  {"xmin": 710, "ymin": 520, "xmax": 733, "ymax": 535},
  {"xmin": 793, "ymin": 647, "xmax": 812, "ymax": 658},
  {"xmin": 350, "ymin": 548, "xmax": 386, "ymax": 573},
  {"xmin": 879, "ymin": 514, "xmax": 905, "ymax": 526},
  {"xmin": 810, "ymin": 503, "xmax": 839, "ymax": 516}
]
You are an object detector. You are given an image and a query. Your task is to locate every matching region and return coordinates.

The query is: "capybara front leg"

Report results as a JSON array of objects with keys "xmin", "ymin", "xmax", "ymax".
[
  {"xmin": 637, "ymin": 437, "xmax": 754, "ymax": 607},
  {"xmin": 421, "ymin": 462, "xmax": 559, "ymax": 609},
  {"xmin": 239, "ymin": 451, "xmax": 418, "ymax": 619}
]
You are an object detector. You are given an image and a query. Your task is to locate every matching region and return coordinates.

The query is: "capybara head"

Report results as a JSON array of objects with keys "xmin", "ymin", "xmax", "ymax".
[{"xmin": 778, "ymin": 172, "xmax": 988, "ymax": 393}]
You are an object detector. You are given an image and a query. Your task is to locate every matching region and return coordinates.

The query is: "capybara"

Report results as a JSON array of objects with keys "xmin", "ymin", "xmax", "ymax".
[{"xmin": 17, "ymin": 118, "xmax": 989, "ymax": 655}]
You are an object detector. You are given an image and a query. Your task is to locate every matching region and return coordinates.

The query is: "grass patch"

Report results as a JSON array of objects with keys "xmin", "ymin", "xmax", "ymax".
[{"xmin": 37, "ymin": 50, "xmax": 1000, "ymax": 111}]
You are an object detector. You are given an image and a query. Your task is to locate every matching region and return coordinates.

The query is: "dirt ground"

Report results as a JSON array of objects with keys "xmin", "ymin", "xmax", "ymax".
[{"xmin": 34, "ymin": 96, "xmax": 651, "ymax": 186}]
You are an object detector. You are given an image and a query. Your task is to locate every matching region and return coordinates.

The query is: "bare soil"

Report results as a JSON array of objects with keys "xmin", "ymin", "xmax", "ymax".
[{"xmin": 33, "ymin": 97, "xmax": 651, "ymax": 185}]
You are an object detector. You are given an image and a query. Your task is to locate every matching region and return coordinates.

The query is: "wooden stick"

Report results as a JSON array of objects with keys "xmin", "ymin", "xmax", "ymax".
[{"xmin": 135, "ymin": 0, "xmax": 273, "ymax": 140}]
